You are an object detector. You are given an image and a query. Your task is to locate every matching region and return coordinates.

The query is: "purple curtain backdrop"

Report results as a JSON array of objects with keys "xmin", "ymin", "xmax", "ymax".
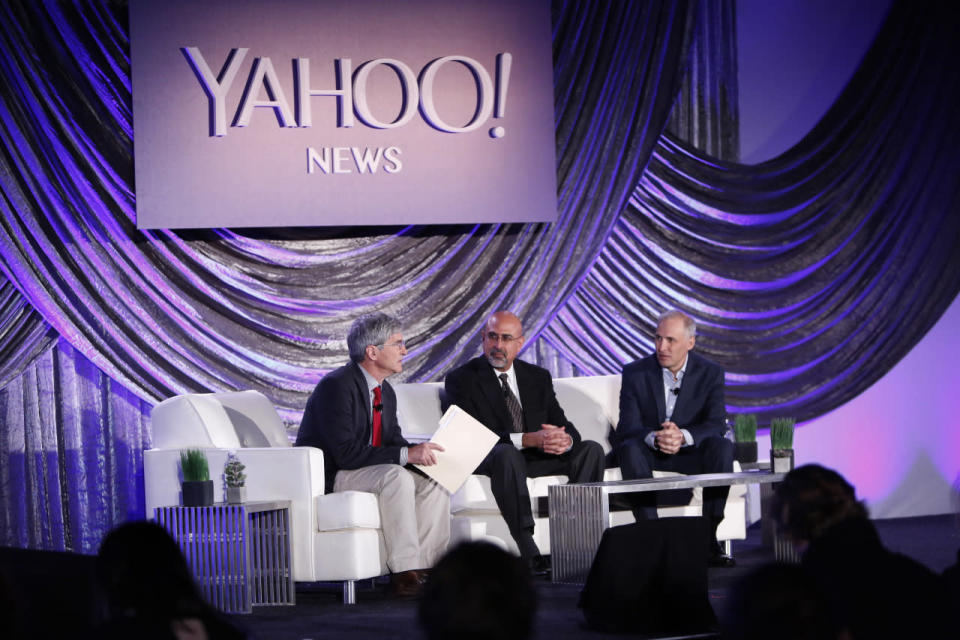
[
  {"xmin": 0, "ymin": 0, "xmax": 695, "ymax": 418},
  {"xmin": 1, "ymin": 0, "xmax": 958, "ymax": 552},
  {"xmin": 545, "ymin": 0, "xmax": 960, "ymax": 421},
  {"xmin": 0, "ymin": 339, "xmax": 150, "ymax": 553}
]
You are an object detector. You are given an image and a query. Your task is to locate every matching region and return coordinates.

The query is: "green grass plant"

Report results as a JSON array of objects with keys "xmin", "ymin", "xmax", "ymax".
[
  {"xmin": 770, "ymin": 417, "xmax": 796, "ymax": 450},
  {"xmin": 733, "ymin": 414, "xmax": 758, "ymax": 443},
  {"xmin": 180, "ymin": 448, "xmax": 210, "ymax": 482}
]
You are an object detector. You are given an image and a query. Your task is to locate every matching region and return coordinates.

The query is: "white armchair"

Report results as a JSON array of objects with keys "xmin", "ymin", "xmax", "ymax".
[{"xmin": 143, "ymin": 390, "xmax": 387, "ymax": 604}]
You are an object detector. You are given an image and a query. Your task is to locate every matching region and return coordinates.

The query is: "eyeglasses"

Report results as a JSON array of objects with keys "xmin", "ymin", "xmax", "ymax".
[
  {"xmin": 377, "ymin": 340, "xmax": 405, "ymax": 350},
  {"xmin": 484, "ymin": 332, "xmax": 521, "ymax": 344}
]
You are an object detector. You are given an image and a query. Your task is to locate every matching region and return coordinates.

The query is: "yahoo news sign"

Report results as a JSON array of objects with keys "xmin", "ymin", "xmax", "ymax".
[{"xmin": 130, "ymin": 0, "xmax": 556, "ymax": 229}]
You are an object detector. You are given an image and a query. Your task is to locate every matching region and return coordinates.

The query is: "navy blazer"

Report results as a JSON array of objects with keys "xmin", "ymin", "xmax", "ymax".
[
  {"xmin": 296, "ymin": 361, "xmax": 410, "ymax": 492},
  {"xmin": 615, "ymin": 352, "xmax": 726, "ymax": 447},
  {"xmin": 444, "ymin": 356, "xmax": 584, "ymax": 446}
]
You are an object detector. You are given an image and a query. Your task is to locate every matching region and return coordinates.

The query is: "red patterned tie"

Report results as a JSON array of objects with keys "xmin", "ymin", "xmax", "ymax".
[{"xmin": 372, "ymin": 386, "xmax": 382, "ymax": 447}]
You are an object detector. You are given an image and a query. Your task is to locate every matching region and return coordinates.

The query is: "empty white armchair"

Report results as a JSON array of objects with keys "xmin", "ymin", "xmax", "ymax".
[{"xmin": 143, "ymin": 390, "xmax": 387, "ymax": 604}]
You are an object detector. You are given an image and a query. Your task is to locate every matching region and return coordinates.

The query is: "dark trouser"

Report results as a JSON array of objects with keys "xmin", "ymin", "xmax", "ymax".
[
  {"xmin": 614, "ymin": 435, "xmax": 734, "ymax": 521},
  {"xmin": 476, "ymin": 440, "xmax": 605, "ymax": 558}
]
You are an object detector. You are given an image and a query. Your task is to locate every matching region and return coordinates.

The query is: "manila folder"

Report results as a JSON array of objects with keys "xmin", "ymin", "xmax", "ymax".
[{"xmin": 412, "ymin": 404, "xmax": 499, "ymax": 494}]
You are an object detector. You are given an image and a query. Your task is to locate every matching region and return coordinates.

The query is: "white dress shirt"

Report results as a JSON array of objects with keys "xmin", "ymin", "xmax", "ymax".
[
  {"xmin": 645, "ymin": 354, "xmax": 693, "ymax": 449},
  {"xmin": 360, "ymin": 366, "xmax": 408, "ymax": 465},
  {"xmin": 492, "ymin": 365, "xmax": 526, "ymax": 449}
]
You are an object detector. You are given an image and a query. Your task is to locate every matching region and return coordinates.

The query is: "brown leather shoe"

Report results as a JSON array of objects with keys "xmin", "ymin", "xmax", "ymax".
[{"xmin": 389, "ymin": 570, "xmax": 422, "ymax": 598}]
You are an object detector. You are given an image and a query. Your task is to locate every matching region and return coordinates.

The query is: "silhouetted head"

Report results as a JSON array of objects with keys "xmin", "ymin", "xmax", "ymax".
[
  {"xmin": 95, "ymin": 520, "xmax": 206, "ymax": 623},
  {"xmin": 419, "ymin": 541, "xmax": 537, "ymax": 640},
  {"xmin": 772, "ymin": 464, "xmax": 868, "ymax": 549}
]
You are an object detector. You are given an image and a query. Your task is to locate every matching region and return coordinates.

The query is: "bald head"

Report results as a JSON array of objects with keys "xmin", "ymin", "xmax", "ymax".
[{"xmin": 482, "ymin": 311, "xmax": 525, "ymax": 371}]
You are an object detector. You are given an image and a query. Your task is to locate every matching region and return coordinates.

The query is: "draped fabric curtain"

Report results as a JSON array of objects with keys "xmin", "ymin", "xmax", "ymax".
[
  {"xmin": 0, "ymin": 339, "xmax": 150, "ymax": 553},
  {"xmin": 0, "ymin": 0, "xmax": 695, "ymax": 419},
  {"xmin": 0, "ymin": 278, "xmax": 57, "ymax": 389},
  {"xmin": 0, "ymin": 0, "xmax": 698, "ymax": 550},
  {"xmin": 665, "ymin": 0, "xmax": 740, "ymax": 160},
  {"xmin": 542, "ymin": 0, "xmax": 960, "ymax": 422},
  {"xmin": 1, "ymin": 0, "xmax": 958, "ymax": 552}
]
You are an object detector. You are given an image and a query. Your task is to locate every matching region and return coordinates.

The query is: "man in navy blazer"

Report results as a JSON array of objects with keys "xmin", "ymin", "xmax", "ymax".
[
  {"xmin": 614, "ymin": 310, "xmax": 734, "ymax": 566},
  {"xmin": 296, "ymin": 313, "xmax": 449, "ymax": 597},
  {"xmin": 445, "ymin": 311, "xmax": 604, "ymax": 574}
]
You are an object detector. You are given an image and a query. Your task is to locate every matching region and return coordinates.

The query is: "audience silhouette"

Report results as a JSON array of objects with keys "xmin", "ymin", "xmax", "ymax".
[
  {"xmin": 95, "ymin": 520, "xmax": 246, "ymax": 640},
  {"xmin": 770, "ymin": 464, "xmax": 953, "ymax": 639},
  {"xmin": 419, "ymin": 541, "xmax": 537, "ymax": 640},
  {"xmin": 721, "ymin": 562, "xmax": 842, "ymax": 640}
]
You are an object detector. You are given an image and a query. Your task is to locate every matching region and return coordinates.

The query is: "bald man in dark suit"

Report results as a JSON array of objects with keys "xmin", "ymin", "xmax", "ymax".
[{"xmin": 445, "ymin": 311, "xmax": 604, "ymax": 574}]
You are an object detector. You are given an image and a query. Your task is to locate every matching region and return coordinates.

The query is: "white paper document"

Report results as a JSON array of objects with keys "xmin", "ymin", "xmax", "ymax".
[{"xmin": 412, "ymin": 404, "xmax": 499, "ymax": 494}]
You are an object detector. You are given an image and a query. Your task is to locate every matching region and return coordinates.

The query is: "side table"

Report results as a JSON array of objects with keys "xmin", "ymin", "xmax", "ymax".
[
  {"xmin": 156, "ymin": 500, "xmax": 295, "ymax": 613},
  {"xmin": 549, "ymin": 471, "xmax": 792, "ymax": 583}
]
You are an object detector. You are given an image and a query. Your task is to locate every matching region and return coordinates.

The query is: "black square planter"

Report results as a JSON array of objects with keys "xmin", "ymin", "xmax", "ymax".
[
  {"xmin": 733, "ymin": 441, "xmax": 757, "ymax": 464},
  {"xmin": 181, "ymin": 480, "xmax": 214, "ymax": 507}
]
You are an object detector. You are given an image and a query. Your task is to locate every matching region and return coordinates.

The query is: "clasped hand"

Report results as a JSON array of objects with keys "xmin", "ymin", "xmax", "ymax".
[
  {"xmin": 408, "ymin": 442, "xmax": 444, "ymax": 466},
  {"xmin": 526, "ymin": 424, "xmax": 571, "ymax": 455},
  {"xmin": 654, "ymin": 421, "xmax": 684, "ymax": 455}
]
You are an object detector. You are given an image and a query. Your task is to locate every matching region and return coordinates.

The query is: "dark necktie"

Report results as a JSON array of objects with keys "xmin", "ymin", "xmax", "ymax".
[
  {"xmin": 499, "ymin": 373, "xmax": 524, "ymax": 433},
  {"xmin": 372, "ymin": 386, "xmax": 382, "ymax": 447}
]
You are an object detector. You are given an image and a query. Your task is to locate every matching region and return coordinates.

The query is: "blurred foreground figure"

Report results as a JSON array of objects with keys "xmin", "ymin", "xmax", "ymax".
[
  {"xmin": 773, "ymin": 464, "xmax": 953, "ymax": 639},
  {"xmin": 419, "ymin": 541, "xmax": 537, "ymax": 640},
  {"xmin": 95, "ymin": 521, "xmax": 246, "ymax": 640},
  {"xmin": 721, "ymin": 562, "xmax": 842, "ymax": 640}
]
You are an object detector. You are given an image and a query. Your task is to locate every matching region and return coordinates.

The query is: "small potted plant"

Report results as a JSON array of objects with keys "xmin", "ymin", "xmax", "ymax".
[
  {"xmin": 732, "ymin": 414, "xmax": 758, "ymax": 463},
  {"xmin": 180, "ymin": 448, "xmax": 213, "ymax": 507},
  {"xmin": 224, "ymin": 453, "xmax": 247, "ymax": 504},
  {"xmin": 769, "ymin": 417, "xmax": 796, "ymax": 473}
]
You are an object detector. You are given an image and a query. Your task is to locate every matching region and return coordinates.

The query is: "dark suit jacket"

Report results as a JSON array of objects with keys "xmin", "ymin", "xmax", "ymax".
[
  {"xmin": 615, "ymin": 352, "xmax": 725, "ymax": 447},
  {"xmin": 444, "ymin": 356, "xmax": 584, "ymax": 446},
  {"xmin": 295, "ymin": 361, "xmax": 410, "ymax": 492}
]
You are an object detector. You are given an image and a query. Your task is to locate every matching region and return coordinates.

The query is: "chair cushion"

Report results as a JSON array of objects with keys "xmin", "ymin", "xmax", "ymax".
[
  {"xmin": 315, "ymin": 490, "xmax": 381, "ymax": 531},
  {"xmin": 528, "ymin": 474, "xmax": 569, "ymax": 498},
  {"xmin": 451, "ymin": 473, "xmax": 570, "ymax": 512},
  {"xmin": 311, "ymin": 528, "xmax": 386, "ymax": 581},
  {"xmin": 553, "ymin": 375, "xmax": 621, "ymax": 453},
  {"xmin": 393, "ymin": 381, "xmax": 445, "ymax": 438}
]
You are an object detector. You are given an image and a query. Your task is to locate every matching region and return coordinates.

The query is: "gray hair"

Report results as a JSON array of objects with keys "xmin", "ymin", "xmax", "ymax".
[
  {"xmin": 657, "ymin": 309, "xmax": 697, "ymax": 340},
  {"xmin": 347, "ymin": 313, "xmax": 401, "ymax": 363}
]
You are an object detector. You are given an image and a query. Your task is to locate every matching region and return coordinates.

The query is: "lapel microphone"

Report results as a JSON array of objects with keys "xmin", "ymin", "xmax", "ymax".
[
  {"xmin": 373, "ymin": 403, "xmax": 384, "ymax": 411},
  {"xmin": 671, "ymin": 387, "xmax": 680, "ymax": 396}
]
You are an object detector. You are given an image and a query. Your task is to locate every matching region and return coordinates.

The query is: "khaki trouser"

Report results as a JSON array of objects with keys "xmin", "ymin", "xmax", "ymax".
[{"xmin": 334, "ymin": 464, "xmax": 450, "ymax": 573}]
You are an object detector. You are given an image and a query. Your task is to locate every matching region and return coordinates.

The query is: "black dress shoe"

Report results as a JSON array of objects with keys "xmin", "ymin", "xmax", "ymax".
[
  {"xmin": 528, "ymin": 554, "xmax": 551, "ymax": 577},
  {"xmin": 708, "ymin": 540, "xmax": 736, "ymax": 568},
  {"xmin": 389, "ymin": 570, "xmax": 423, "ymax": 598}
]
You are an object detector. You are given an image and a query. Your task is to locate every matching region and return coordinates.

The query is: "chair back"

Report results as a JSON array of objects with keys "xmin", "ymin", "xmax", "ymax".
[{"xmin": 150, "ymin": 390, "xmax": 290, "ymax": 449}]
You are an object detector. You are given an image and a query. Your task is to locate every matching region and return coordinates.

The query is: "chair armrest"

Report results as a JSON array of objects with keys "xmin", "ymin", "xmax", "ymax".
[
  {"xmin": 144, "ymin": 446, "xmax": 325, "ymax": 582},
  {"xmin": 145, "ymin": 447, "xmax": 325, "ymax": 509}
]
